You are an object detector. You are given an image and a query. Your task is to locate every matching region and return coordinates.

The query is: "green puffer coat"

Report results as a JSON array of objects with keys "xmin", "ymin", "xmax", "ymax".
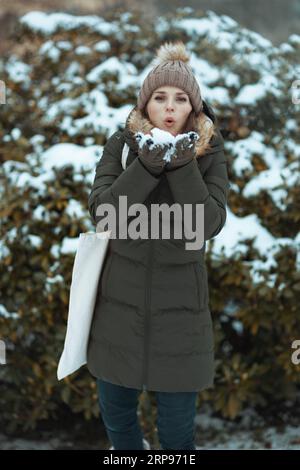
[{"xmin": 87, "ymin": 102, "xmax": 230, "ymax": 392}]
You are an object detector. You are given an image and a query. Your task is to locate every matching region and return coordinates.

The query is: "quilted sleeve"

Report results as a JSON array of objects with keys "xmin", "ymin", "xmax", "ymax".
[
  {"xmin": 165, "ymin": 128, "xmax": 230, "ymax": 241},
  {"xmin": 88, "ymin": 131, "xmax": 160, "ymax": 228}
]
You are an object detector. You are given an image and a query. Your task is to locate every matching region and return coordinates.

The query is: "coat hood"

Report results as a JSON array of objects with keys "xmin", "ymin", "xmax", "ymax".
[{"xmin": 123, "ymin": 101, "xmax": 218, "ymax": 159}]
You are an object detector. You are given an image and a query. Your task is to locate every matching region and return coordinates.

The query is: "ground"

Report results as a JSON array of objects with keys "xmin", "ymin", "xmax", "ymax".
[{"xmin": 1, "ymin": 403, "xmax": 300, "ymax": 450}]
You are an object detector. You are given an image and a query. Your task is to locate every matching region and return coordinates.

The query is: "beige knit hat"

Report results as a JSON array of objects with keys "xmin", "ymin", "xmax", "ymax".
[{"xmin": 137, "ymin": 41, "xmax": 203, "ymax": 115}]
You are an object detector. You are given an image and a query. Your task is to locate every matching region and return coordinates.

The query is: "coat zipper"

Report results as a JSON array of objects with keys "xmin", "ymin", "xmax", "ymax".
[{"xmin": 142, "ymin": 238, "xmax": 154, "ymax": 391}]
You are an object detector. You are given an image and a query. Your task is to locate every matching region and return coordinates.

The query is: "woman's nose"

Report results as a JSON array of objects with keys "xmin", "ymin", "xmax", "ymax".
[{"xmin": 166, "ymin": 102, "xmax": 175, "ymax": 111}]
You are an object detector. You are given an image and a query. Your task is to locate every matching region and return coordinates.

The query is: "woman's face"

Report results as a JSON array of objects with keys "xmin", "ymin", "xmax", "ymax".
[{"xmin": 146, "ymin": 86, "xmax": 192, "ymax": 136}]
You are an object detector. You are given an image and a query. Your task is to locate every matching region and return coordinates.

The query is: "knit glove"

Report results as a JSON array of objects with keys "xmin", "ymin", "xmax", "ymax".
[
  {"xmin": 165, "ymin": 131, "xmax": 199, "ymax": 172},
  {"xmin": 135, "ymin": 132, "xmax": 174, "ymax": 176}
]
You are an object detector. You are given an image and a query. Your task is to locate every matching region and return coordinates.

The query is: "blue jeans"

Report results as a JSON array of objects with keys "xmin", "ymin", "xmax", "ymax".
[{"xmin": 96, "ymin": 378, "xmax": 198, "ymax": 450}]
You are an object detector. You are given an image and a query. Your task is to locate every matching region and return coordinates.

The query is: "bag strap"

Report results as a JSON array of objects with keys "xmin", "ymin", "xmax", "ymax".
[{"xmin": 121, "ymin": 143, "xmax": 130, "ymax": 170}]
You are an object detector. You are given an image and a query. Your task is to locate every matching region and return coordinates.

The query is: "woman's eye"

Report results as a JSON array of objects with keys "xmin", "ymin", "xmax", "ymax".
[{"xmin": 154, "ymin": 97, "xmax": 186, "ymax": 102}]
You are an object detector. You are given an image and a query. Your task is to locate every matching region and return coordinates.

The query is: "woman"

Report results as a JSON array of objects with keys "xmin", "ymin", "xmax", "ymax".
[{"xmin": 87, "ymin": 41, "xmax": 230, "ymax": 450}]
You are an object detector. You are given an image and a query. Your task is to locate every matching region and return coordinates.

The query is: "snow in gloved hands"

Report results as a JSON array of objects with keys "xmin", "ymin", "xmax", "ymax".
[{"xmin": 135, "ymin": 128, "xmax": 200, "ymax": 163}]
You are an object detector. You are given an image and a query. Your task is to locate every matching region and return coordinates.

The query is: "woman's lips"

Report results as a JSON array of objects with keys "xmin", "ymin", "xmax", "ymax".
[{"xmin": 164, "ymin": 118, "xmax": 175, "ymax": 126}]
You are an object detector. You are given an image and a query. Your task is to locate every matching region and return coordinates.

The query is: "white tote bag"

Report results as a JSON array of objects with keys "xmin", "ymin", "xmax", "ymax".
[
  {"xmin": 57, "ymin": 230, "xmax": 112, "ymax": 380},
  {"xmin": 57, "ymin": 142, "xmax": 130, "ymax": 380}
]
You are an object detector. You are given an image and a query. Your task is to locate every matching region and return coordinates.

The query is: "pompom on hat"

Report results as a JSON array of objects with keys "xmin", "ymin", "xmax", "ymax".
[{"xmin": 137, "ymin": 41, "xmax": 203, "ymax": 115}]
